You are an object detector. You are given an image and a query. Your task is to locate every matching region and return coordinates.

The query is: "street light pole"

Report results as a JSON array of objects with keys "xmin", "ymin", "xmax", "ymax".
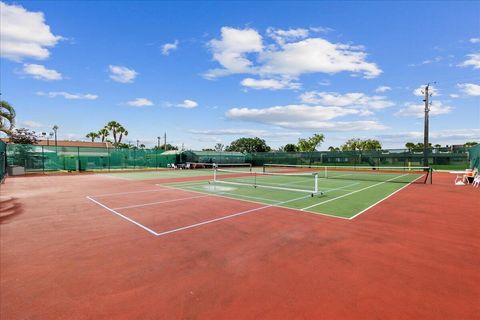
[
  {"xmin": 52, "ymin": 125, "xmax": 59, "ymax": 149},
  {"xmin": 157, "ymin": 136, "xmax": 160, "ymax": 149}
]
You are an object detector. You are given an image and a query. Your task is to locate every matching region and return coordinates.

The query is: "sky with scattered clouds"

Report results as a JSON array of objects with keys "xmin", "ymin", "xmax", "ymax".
[{"xmin": 1, "ymin": 1, "xmax": 479, "ymax": 149}]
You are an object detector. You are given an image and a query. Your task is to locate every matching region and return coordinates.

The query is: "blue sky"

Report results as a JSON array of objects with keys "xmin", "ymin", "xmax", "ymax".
[{"xmin": 1, "ymin": 1, "xmax": 479, "ymax": 149}]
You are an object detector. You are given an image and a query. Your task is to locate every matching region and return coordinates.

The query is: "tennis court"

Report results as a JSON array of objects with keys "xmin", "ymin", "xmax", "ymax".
[
  {"xmin": 1, "ymin": 166, "xmax": 478, "ymax": 319},
  {"xmin": 83, "ymin": 165, "xmax": 433, "ymax": 238}
]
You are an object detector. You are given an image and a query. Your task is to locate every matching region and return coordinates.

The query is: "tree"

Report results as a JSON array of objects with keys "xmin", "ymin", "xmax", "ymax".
[
  {"xmin": 283, "ymin": 143, "xmax": 299, "ymax": 152},
  {"xmin": 341, "ymin": 138, "xmax": 381, "ymax": 151},
  {"xmin": 225, "ymin": 137, "xmax": 271, "ymax": 153},
  {"xmin": 202, "ymin": 148, "xmax": 215, "ymax": 151},
  {"xmin": 164, "ymin": 143, "xmax": 178, "ymax": 151},
  {"xmin": 361, "ymin": 139, "xmax": 382, "ymax": 151},
  {"xmin": 413, "ymin": 142, "xmax": 432, "ymax": 151},
  {"xmin": 104, "ymin": 121, "xmax": 128, "ymax": 146},
  {"xmin": 98, "ymin": 128, "xmax": 109, "ymax": 142},
  {"xmin": 464, "ymin": 141, "xmax": 478, "ymax": 148},
  {"xmin": 86, "ymin": 132, "xmax": 99, "ymax": 142},
  {"xmin": 0, "ymin": 100, "xmax": 16, "ymax": 136},
  {"xmin": 139, "ymin": 144, "xmax": 146, "ymax": 149},
  {"xmin": 117, "ymin": 126, "xmax": 128, "ymax": 144},
  {"xmin": 297, "ymin": 133, "xmax": 325, "ymax": 152},
  {"xmin": 405, "ymin": 142, "xmax": 415, "ymax": 151},
  {"xmin": 214, "ymin": 143, "xmax": 224, "ymax": 152},
  {"xmin": 341, "ymin": 138, "xmax": 361, "ymax": 151},
  {"xmin": 9, "ymin": 128, "xmax": 38, "ymax": 144}
]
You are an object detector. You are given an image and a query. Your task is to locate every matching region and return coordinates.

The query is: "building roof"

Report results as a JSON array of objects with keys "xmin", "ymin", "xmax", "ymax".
[{"xmin": 1, "ymin": 138, "xmax": 113, "ymax": 148}]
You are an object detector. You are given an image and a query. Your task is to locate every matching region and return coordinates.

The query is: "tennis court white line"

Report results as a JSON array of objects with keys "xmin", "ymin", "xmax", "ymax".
[
  {"xmin": 86, "ymin": 196, "xmax": 159, "ymax": 236},
  {"xmin": 300, "ymin": 174, "xmax": 409, "ymax": 211},
  {"xmin": 322, "ymin": 182, "xmax": 360, "ymax": 193},
  {"xmin": 186, "ymin": 186, "xmax": 280, "ymax": 203},
  {"xmin": 347, "ymin": 174, "xmax": 426, "ymax": 220},
  {"xmin": 91, "ymin": 188, "xmax": 171, "ymax": 198},
  {"xmin": 154, "ymin": 194, "xmax": 312, "ymax": 237},
  {"xmin": 97, "ymin": 174, "xmax": 134, "ymax": 181},
  {"xmin": 184, "ymin": 183, "xmax": 359, "ymax": 205},
  {"xmin": 158, "ymin": 184, "xmax": 350, "ymax": 220},
  {"xmin": 112, "ymin": 194, "xmax": 211, "ymax": 210}
]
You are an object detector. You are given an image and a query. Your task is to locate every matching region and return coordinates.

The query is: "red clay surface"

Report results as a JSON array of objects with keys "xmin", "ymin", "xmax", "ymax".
[{"xmin": 1, "ymin": 172, "xmax": 479, "ymax": 319}]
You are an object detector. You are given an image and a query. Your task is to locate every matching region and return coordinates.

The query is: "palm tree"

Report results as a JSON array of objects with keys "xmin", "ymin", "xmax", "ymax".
[
  {"xmin": 117, "ymin": 126, "xmax": 128, "ymax": 144},
  {"xmin": 0, "ymin": 100, "xmax": 16, "ymax": 136},
  {"xmin": 86, "ymin": 132, "xmax": 99, "ymax": 142},
  {"xmin": 98, "ymin": 128, "xmax": 109, "ymax": 142},
  {"xmin": 105, "ymin": 121, "xmax": 121, "ymax": 144}
]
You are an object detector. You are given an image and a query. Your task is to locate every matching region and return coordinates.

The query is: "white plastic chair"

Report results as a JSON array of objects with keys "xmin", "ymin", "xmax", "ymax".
[{"xmin": 473, "ymin": 175, "xmax": 480, "ymax": 188}]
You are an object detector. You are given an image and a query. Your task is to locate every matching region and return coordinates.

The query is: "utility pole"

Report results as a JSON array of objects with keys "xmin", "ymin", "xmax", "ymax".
[
  {"xmin": 164, "ymin": 132, "xmax": 166, "ymax": 150},
  {"xmin": 422, "ymin": 84, "xmax": 432, "ymax": 168},
  {"xmin": 157, "ymin": 136, "xmax": 160, "ymax": 149}
]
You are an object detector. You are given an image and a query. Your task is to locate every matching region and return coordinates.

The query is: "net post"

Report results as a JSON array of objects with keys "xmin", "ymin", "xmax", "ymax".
[{"xmin": 314, "ymin": 173, "xmax": 318, "ymax": 193}]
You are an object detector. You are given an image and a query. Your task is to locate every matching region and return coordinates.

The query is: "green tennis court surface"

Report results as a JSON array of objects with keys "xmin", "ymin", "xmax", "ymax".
[
  {"xmin": 162, "ymin": 167, "xmax": 429, "ymax": 219},
  {"xmin": 100, "ymin": 167, "xmax": 256, "ymax": 180}
]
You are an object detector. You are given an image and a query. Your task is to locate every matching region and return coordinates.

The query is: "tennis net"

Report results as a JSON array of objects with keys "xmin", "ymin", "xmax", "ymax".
[
  {"xmin": 263, "ymin": 164, "xmax": 432, "ymax": 184},
  {"xmin": 187, "ymin": 162, "xmax": 252, "ymax": 171},
  {"xmin": 213, "ymin": 168, "xmax": 320, "ymax": 196}
]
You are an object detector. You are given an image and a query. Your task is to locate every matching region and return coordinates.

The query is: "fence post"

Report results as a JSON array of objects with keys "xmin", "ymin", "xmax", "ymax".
[
  {"xmin": 77, "ymin": 146, "xmax": 81, "ymax": 171},
  {"xmin": 42, "ymin": 145, "xmax": 45, "ymax": 173}
]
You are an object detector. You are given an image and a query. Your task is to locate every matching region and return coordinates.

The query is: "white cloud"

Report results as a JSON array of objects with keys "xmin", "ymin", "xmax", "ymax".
[
  {"xmin": 22, "ymin": 63, "xmax": 62, "ymax": 80},
  {"xmin": 310, "ymin": 26, "xmax": 334, "ymax": 33},
  {"xmin": 266, "ymin": 27, "xmax": 309, "ymax": 45},
  {"xmin": 458, "ymin": 53, "xmax": 480, "ymax": 69},
  {"xmin": 299, "ymin": 91, "xmax": 394, "ymax": 109},
  {"xmin": 189, "ymin": 128, "xmax": 300, "ymax": 137},
  {"xmin": 241, "ymin": 77, "xmax": 301, "ymax": 90},
  {"xmin": 161, "ymin": 40, "xmax": 179, "ymax": 55},
  {"xmin": 108, "ymin": 65, "xmax": 138, "ymax": 83},
  {"xmin": 177, "ymin": 99, "xmax": 198, "ymax": 109},
  {"xmin": 395, "ymin": 101, "xmax": 452, "ymax": 118},
  {"xmin": 375, "ymin": 86, "xmax": 391, "ymax": 93},
  {"xmin": 204, "ymin": 27, "xmax": 263, "ymax": 79},
  {"xmin": 457, "ymin": 83, "xmax": 480, "ymax": 96},
  {"xmin": 37, "ymin": 91, "xmax": 98, "ymax": 100},
  {"xmin": 21, "ymin": 120, "xmax": 43, "ymax": 128},
  {"xmin": 0, "ymin": 2, "xmax": 62, "ymax": 61},
  {"xmin": 126, "ymin": 98, "xmax": 154, "ymax": 107},
  {"xmin": 318, "ymin": 79, "xmax": 331, "ymax": 86},
  {"xmin": 204, "ymin": 27, "xmax": 381, "ymax": 80},
  {"xmin": 413, "ymin": 84, "xmax": 439, "ymax": 97},
  {"xmin": 450, "ymin": 94, "xmax": 460, "ymax": 98},
  {"xmin": 378, "ymin": 129, "xmax": 480, "ymax": 144},
  {"xmin": 226, "ymin": 104, "xmax": 387, "ymax": 131},
  {"xmin": 259, "ymin": 38, "xmax": 381, "ymax": 79},
  {"xmin": 470, "ymin": 38, "xmax": 480, "ymax": 44}
]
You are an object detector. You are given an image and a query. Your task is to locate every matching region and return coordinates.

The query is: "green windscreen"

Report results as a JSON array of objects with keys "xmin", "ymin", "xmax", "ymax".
[
  {"xmin": 468, "ymin": 144, "xmax": 480, "ymax": 169},
  {"xmin": 0, "ymin": 139, "xmax": 6, "ymax": 182}
]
